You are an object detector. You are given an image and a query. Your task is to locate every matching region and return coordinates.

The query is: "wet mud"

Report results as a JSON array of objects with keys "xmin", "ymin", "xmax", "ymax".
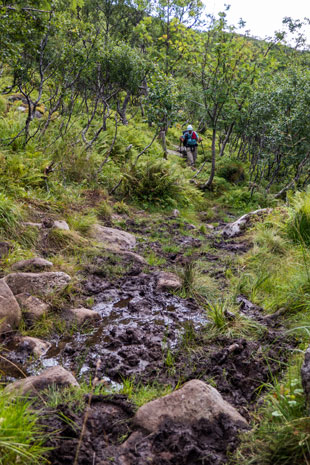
[{"xmin": 42, "ymin": 395, "xmax": 244, "ymax": 465}]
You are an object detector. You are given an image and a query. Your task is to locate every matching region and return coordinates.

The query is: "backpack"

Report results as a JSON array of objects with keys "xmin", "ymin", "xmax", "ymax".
[{"xmin": 183, "ymin": 130, "xmax": 198, "ymax": 147}]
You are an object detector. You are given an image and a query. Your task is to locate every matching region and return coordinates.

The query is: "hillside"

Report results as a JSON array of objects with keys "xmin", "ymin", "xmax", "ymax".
[{"xmin": 1, "ymin": 1, "xmax": 310, "ymax": 465}]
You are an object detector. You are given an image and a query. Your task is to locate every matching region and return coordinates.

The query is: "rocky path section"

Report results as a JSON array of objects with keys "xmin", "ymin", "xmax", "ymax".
[{"xmin": 0, "ymin": 209, "xmax": 294, "ymax": 465}]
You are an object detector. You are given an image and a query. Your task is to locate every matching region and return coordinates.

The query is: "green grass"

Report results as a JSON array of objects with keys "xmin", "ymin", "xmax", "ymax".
[
  {"xmin": 0, "ymin": 391, "xmax": 49, "ymax": 465},
  {"xmin": 120, "ymin": 379, "xmax": 173, "ymax": 407}
]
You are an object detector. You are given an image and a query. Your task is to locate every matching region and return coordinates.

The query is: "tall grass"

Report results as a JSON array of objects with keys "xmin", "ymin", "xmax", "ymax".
[{"xmin": 0, "ymin": 392, "xmax": 48, "ymax": 465}]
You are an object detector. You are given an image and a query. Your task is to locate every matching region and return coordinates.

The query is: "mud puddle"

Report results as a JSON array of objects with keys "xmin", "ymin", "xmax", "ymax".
[{"xmin": 1, "ymin": 273, "xmax": 208, "ymax": 384}]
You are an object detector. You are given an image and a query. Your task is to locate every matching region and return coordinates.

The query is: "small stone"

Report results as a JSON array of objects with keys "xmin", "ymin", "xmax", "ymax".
[
  {"xmin": 301, "ymin": 345, "xmax": 310, "ymax": 403},
  {"xmin": 90, "ymin": 224, "xmax": 136, "ymax": 250},
  {"xmin": 17, "ymin": 106, "xmax": 26, "ymax": 112},
  {"xmin": 4, "ymin": 366, "xmax": 79, "ymax": 395},
  {"xmin": 11, "ymin": 257, "xmax": 53, "ymax": 272},
  {"xmin": 5, "ymin": 272, "xmax": 71, "ymax": 296},
  {"xmin": 172, "ymin": 209, "xmax": 180, "ymax": 218},
  {"xmin": 64, "ymin": 308, "xmax": 100, "ymax": 325},
  {"xmin": 53, "ymin": 220, "xmax": 70, "ymax": 231},
  {"xmin": 0, "ymin": 241, "xmax": 12, "ymax": 258},
  {"xmin": 134, "ymin": 379, "xmax": 248, "ymax": 433},
  {"xmin": 22, "ymin": 222, "xmax": 43, "ymax": 229},
  {"xmin": 118, "ymin": 251, "xmax": 147, "ymax": 265},
  {"xmin": 0, "ymin": 279, "xmax": 22, "ymax": 333},
  {"xmin": 17, "ymin": 336, "xmax": 51, "ymax": 357},
  {"xmin": 156, "ymin": 272, "xmax": 182, "ymax": 292},
  {"xmin": 15, "ymin": 293, "xmax": 49, "ymax": 322}
]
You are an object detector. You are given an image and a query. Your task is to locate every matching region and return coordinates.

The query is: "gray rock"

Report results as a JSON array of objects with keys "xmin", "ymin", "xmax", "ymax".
[
  {"xmin": 118, "ymin": 251, "xmax": 147, "ymax": 265},
  {"xmin": 64, "ymin": 307, "xmax": 100, "ymax": 325},
  {"xmin": 134, "ymin": 379, "xmax": 248, "ymax": 433},
  {"xmin": 156, "ymin": 272, "xmax": 182, "ymax": 292},
  {"xmin": 11, "ymin": 257, "xmax": 53, "ymax": 272},
  {"xmin": 53, "ymin": 220, "xmax": 70, "ymax": 231},
  {"xmin": 90, "ymin": 224, "xmax": 136, "ymax": 250},
  {"xmin": 0, "ymin": 279, "xmax": 22, "ymax": 333},
  {"xmin": 15, "ymin": 293, "xmax": 49, "ymax": 322},
  {"xmin": 0, "ymin": 241, "xmax": 12, "ymax": 258},
  {"xmin": 22, "ymin": 222, "xmax": 43, "ymax": 229},
  {"xmin": 5, "ymin": 272, "xmax": 71, "ymax": 296},
  {"xmin": 17, "ymin": 105, "xmax": 26, "ymax": 112},
  {"xmin": 222, "ymin": 208, "xmax": 272, "ymax": 239},
  {"xmin": 17, "ymin": 336, "xmax": 51, "ymax": 357},
  {"xmin": 301, "ymin": 345, "xmax": 310, "ymax": 402},
  {"xmin": 4, "ymin": 366, "xmax": 79, "ymax": 395},
  {"xmin": 172, "ymin": 209, "xmax": 180, "ymax": 217}
]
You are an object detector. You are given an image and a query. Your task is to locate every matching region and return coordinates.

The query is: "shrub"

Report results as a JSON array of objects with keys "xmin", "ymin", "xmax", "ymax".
[
  {"xmin": 287, "ymin": 190, "xmax": 310, "ymax": 245},
  {"xmin": 122, "ymin": 159, "xmax": 203, "ymax": 208},
  {"xmin": 217, "ymin": 160, "xmax": 245, "ymax": 184}
]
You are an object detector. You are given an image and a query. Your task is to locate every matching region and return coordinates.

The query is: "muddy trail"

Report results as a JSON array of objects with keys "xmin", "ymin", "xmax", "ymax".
[{"xmin": 1, "ymin": 212, "xmax": 296, "ymax": 464}]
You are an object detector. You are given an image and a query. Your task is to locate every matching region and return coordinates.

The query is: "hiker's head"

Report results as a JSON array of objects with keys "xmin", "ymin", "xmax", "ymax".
[{"xmin": 187, "ymin": 125, "xmax": 193, "ymax": 132}]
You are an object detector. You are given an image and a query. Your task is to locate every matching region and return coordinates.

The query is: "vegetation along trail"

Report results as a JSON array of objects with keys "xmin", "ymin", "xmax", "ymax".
[{"xmin": 1, "ymin": 1, "xmax": 310, "ymax": 464}]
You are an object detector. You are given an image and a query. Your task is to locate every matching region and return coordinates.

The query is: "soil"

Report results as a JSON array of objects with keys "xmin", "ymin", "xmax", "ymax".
[{"xmin": 1, "ymin": 212, "xmax": 296, "ymax": 465}]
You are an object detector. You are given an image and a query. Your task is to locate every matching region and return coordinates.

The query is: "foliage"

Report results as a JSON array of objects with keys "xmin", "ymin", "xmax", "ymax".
[
  {"xmin": 122, "ymin": 159, "xmax": 203, "ymax": 208},
  {"xmin": 287, "ymin": 189, "xmax": 310, "ymax": 246}
]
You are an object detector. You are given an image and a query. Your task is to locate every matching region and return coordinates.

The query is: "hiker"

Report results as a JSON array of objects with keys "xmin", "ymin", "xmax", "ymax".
[{"xmin": 180, "ymin": 125, "xmax": 202, "ymax": 168}]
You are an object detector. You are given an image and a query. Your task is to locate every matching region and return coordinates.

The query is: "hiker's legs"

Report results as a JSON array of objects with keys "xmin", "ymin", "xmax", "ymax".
[
  {"xmin": 186, "ymin": 147, "xmax": 194, "ymax": 166},
  {"xmin": 193, "ymin": 146, "xmax": 198, "ymax": 165}
]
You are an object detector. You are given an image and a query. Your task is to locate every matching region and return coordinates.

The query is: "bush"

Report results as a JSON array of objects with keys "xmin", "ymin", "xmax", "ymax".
[
  {"xmin": 122, "ymin": 159, "xmax": 203, "ymax": 208},
  {"xmin": 217, "ymin": 160, "xmax": 245, "ymax": 184},
  {"xmin": 287, "ymin": 190, "xmax": 310, "ymax": 245}
]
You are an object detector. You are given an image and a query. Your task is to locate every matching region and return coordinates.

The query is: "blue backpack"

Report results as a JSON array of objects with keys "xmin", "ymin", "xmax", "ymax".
[{"xmin": 183, "ymin": 130, "xmax": 198, "ymax": 147}]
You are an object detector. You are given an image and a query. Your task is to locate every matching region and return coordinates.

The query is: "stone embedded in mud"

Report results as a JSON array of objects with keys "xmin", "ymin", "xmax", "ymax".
[
  {"xmin": 64, "ymin": 307, "xmax": 100, "ymax": 325},
  {"xmin": 53, "ymin": 220, "xmax": 70, "ymax": 231},
  {"xmin": 11, "ymin": 257, "xmax": 53, "ymax": 272},
  {"xmin": 0, "ymin": 279, "xmax": 22, "ymax": 333},
  {"xmin": 222, "ymin": 208, "xmax": 272, "ymax": 239},
  {"xmin": 301, "ymin": 345, "xmax": 310, "ymax": 403},
  {"xmin": 15, "ymin": 293, "xmax": 49, "ymax": 322},
  {"xmin": 134, "ymin": 379, "xmax": 248, "ymax": 432},
  {"xmin": 156, "ymin": 271, "xmax": 182, "ymax": 292},
  {"xmin": 90, "ymin": 224, "xmax": 136, "ymax": 250},
  {"xmin": 118, "ymin": 250, "xmax": 147, "ymax": 265},
  {"xmin": 4, "ymin": 366, "xmax": 79, "ymax": 395},
  {"xmin": 0, "ymin": 241, "xmax": 12, "ymax": 258},
  {"xmin": 5, "ymin": 271, "xmax": 71, "ymax": 296},
  {"xmin": 17, "ymin": 336, "xmax": 51, "ymax": 357}
]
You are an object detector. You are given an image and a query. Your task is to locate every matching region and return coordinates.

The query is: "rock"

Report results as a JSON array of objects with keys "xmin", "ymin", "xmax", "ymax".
[
  {"xmin": 0, "ymin": 241, "xmax": 12, "ymax": 258},
  {"xmin": 22, "ymin": 222, "xmax": 43, "ymax": 229},
  {"xmin": 15, "ymin": 293, "xmax": 49, "ymax": 322},
  {"xmin": 134, "ymin": 379, "xmax": 248, "ymax": 433},
  {"xmin": 17, "ymin": 105, "xmax": 26, "ymax": 112},
  {"xmin": 34, "ymin": 110, "xmax": 43, "ymax": 119},
  {"xmin": 301, "ymin": 345, "xmax": 310, "ymax": 402},
  {"xmin": 0, "ymin": 279, "xmax": 22, "ymax": 333},
  {"xmin": 5, "ymin": 272, "xmax": 71, "ymax": 296},
  {"xmin": 4, "ymin": 366, "xmax": 79, "ymax": 395},
  {"xmin": 222, "ymin": 208, "xmax": 272, "ymax": 239},
  {"xmin": 206, "ymin": 224, "xmax": 214, "ymax": 230},
  {"xmin": 64, "ymin": 307, "xmax": 100, "ymax": 325},
  {"xmin": 53, "ymin": 220, "xmax": 70, "ymax": 231},
  {"xmin": 118, "ymin": 251, "xmax": 147, "ymax": 265},
  {"xmin": 17, "ymin": 336, "xmax": 51, "ymax": 357},
  {"xmin": 11, "ymin": 257, "xmax": 53, "ymax": 272},
  {"xmin": 90, "ymin": 224, "xmax": 136, "ymax": 250},
  {"xmin": 172, "ymin": 209, "xmax": 180, "ymax": 218},
  {"xmin": 156, "ymin": 272, "xmax": 182, "ymax": 292}
]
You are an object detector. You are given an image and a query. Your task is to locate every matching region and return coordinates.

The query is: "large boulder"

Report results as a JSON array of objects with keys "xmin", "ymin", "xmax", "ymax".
[
  {"xmin": 134, "ymin": 379, "xmax": 248, "ymax": 432},
  {"xmin": 0, "ymin": 279, "xmax": 22, "ymax": 333},
  {"xmin": 5, "ymin": 272, "xmax": 71, "ymax": 296},
  {"xmin": 4, "ymin": 366, "xmax": 79, "ymax": 395},
  {"xmin": 15, "ymin": 293, "xmax": 49, "ymax": 322},
  {"xmin": 64, "ymin": 307, "xmax": 100, "ymax": 325},
  {"xmin": 90, "ymin": 224, "xmax": 136, "ymax": 250},
  {"xmin": 11, "ymin": 257, "xmax": 53, "ymax": 272},
  {"xmin": 222, "ymin": 209, "xmax": 272, "ymax": 239},
  {"xmin": 156, "ymin": 272, "xmax": 182, "ymax": 292}
]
